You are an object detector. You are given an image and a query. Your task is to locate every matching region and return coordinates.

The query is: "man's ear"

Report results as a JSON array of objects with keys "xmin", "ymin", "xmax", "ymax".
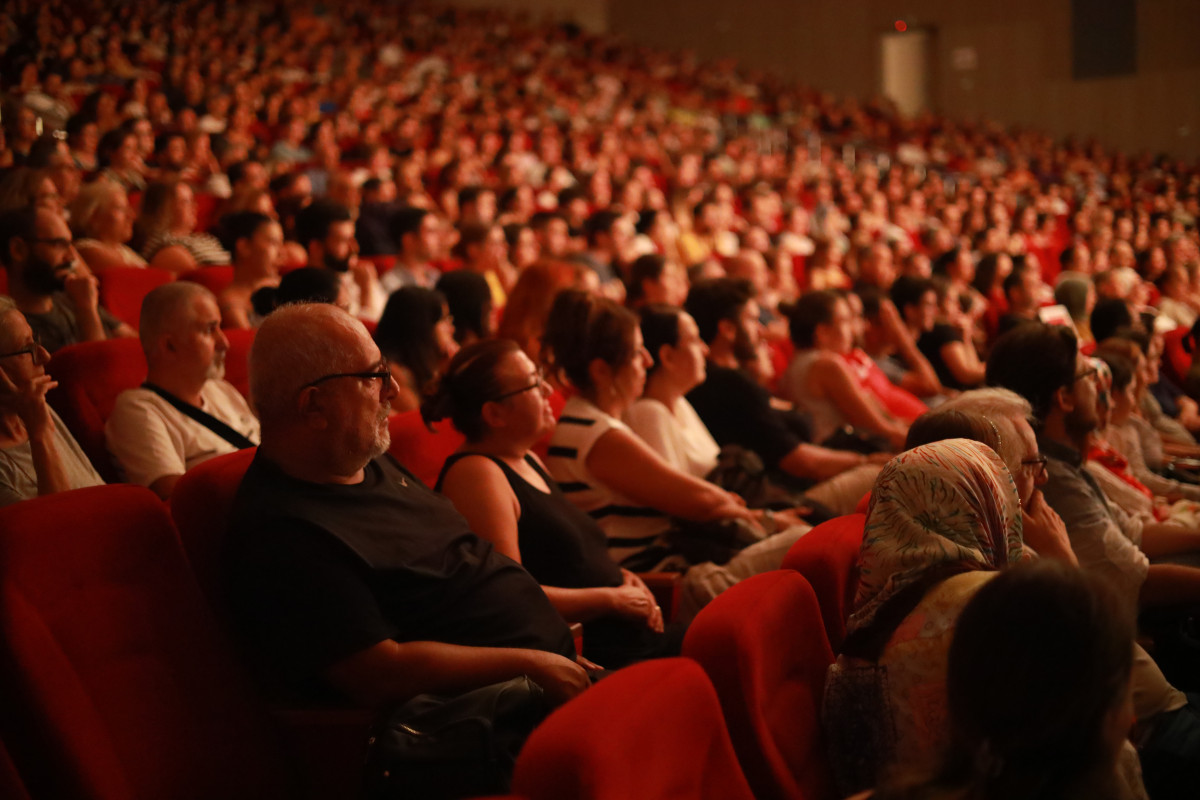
[
  {"xmin": 1054, "ymin": 383, "xmax": 1076, "ymax": 414},
  {"xmin": 716, "ymin": 317, "xmax": 737, "ymax": 343},
  {"xmin": 8, "ymin": 236, "xmax": 28, "ymax": 267},
  {"xmin": 296, "ymin": 386, "xmax": 330, "ymax": 429}
]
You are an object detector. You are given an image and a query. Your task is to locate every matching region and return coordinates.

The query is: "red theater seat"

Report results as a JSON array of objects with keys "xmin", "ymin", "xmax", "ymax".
[
  {"xmin": 96, "ymin": 266, "xmax": 175, "ymax": 329},
  {"xmin": 0, "ymin": 739, "xmax": 30, "ymax": 800},
  {"xmin": 0, "ymin": 485, "xmax": 295, "ymax": 800},
  {"xmin": 387, "ymin": 409, "xmax": 466, "ymax": 488},
  {"xmin": 513, "ymin": 658, "xmax": 755, "ymax": 800},
  {"xmin": 684, "ymin": 571, "xmax": 836, "ymax": 800},
  {"xmin": 780, "ymin": 514, "xmax": 866, "ymax": 650},
  {"xmin": 46, "ymin": 338, "xmax": 148, "ymax": 482},
  {"xmin": 179, "ymin": 265, "xmax": 236, "ymax": 296},
  {"xmin": 223, "ymin": 327, "xmax": 256, "ymax": 400}
]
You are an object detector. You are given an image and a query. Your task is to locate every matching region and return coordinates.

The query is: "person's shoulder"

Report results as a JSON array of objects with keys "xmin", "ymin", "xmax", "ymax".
[
  {"xmin": 625, "ymin": 397, "xmax": 672, "ymax": 424},
  {"xmin": 441, "ymin": 452, "xmax": 506, "ymax": 489}
]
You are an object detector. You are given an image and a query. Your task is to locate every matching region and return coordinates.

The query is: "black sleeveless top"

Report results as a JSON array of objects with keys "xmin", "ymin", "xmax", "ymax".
[{"xmin": 437, "ymin": 453, "xmax": 623, "ymax": 591}]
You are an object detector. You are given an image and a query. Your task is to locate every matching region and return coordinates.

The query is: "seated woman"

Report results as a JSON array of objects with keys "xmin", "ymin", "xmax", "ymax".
[
  {"xmin": 891, "ymin": 275, "xmax": 986, "ymax": 391},
  {"xmin": 865, "ymin": 562, "xmax": 1140, "ymax": 800},
  {"xmin": 625, "ymin": 254, "xmax": 688, "ymax": 310},
  {"xmin": 133, "ymin": 179, "xmax": 231, "ymax": 272},
  {"xmin": 542, "ymin": 289, "xmax": 807, "ymax": 620},
  {"xmin": 627, "ymin": 304, "xmax": 882, "ymax": 516},
  {"xmin": 0, "ymin": 296, "xmax": 104, "ymax": 505},
  {"xmin": 69, "ymin": 179, "xmax": 151, "ymax": 271},
  {"xmin": 496, "ymin": 259, "xmax": 594, "ymax": 363},
  {"xmin": 430, "ymin": 339, "xmax": 683, "ymax": 668},
  {"xmin": 436, "ymin": 269, "xmax": 495, "ymax": 347},
  {"xmin": 374, "ymin": 287, "xmax": 459, "ymax": 414},
  {"xmin": 216, "ymin": 211, "xmax": 283, "ymax": 329},
  {"xmin": 780, "ymin": 289, "xmax": 909, "ymax": 451}
]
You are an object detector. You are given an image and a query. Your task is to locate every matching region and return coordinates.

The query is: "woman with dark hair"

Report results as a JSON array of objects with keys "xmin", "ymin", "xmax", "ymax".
[
  {"xmin": 542, "ymin": 289, "xmax": 807, "ymax": 619},
  {"xmin": 218, "ymin": 211, "xmax": 283, "ymax": 329},
  {"xmin": 436, "ymin": 270, "xmax": 495, "ymax": 346},
  {"xmin": 374, "ymin": 286, "xmax": 458, "ymax": 413},
  {"xmin": 625, "ymin": 253, "xmax": 688, "ymax": 309},
  {"xmin": 780, "ymin": 289, "xmax": 910, "ymax": 450},
  {"xmin": 429, "ymin": 339, "xmax": 683, "ymax": 668},
  {"xmin": 866, "ymin": 562, "xmax": 1139, "ymax": 800}
]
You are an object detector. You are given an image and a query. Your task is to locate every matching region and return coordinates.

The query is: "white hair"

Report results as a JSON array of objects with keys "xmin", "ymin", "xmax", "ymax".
[
  {"xmin": 934, "ymin": 388, "xmax": 1033, "ymax": 476},
  {"xmin": 249, "ymin": 303, "xmax": 366, "ymax": 427}
]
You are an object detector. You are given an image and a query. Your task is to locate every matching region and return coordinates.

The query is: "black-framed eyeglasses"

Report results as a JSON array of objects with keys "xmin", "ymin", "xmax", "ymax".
[
  {"xmin": 1021, "ymin": 454, "xmax": 1048, "ymax": 479},
  {"xmin": 300, "ymin": 361, "xmax": 391, "ymax": 391},
  {"xmin": 0, "ymin": 336, "xmax": 43, "ymax": 360},
  {"xmin": 490, "ymin": 369, "xmax": 546, "ymax": 402}
]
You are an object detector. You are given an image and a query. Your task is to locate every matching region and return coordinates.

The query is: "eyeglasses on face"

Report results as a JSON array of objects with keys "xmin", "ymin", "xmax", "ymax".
[
  {"xmin": 0, "ymin": 336, "xmax": 44, "ymax": 360},
  {"xmin": 300, "ymin": 361, "xmax": 392, "ymax": 392},
  {"xmin": 1020, "ymin": 454, "xmax": 1048, "ymax": 479},
  {"xmin": 490, "ymin": 368, "xmax": 547, "ymax": 402}
]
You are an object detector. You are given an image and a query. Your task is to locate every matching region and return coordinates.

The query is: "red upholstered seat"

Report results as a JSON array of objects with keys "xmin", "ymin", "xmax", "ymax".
[
  {"xmin": 780, "ymin": 513, "xmax": 866, "ymax": 650},
  {"xmin": 683, "ymin": 571, "xmax": 836, "ymax": 800},
  {"xmin": 223, "ymin": 327, "xmax": 256, "ymax": 400},
  {"xmin": 513, "ymin": 658, "xmax": 755, "ymax": 800},
  {"xmin": 96, "ymin": 266, "xmax": 174, "ymax": 328},
  {"xmin": 179, "ymin": 265, "xmax": 236, "ymax": 296},
  {"xmin": 46, "ymin": 337, "xmax": 148, "ymax": 483},
  {"xmin": 387, "ymin": 409, "xmax": 466, "ymax": 488},
  {"xmin": 0, "ymin": 739, "xmax": 31, "ymax": 800},
  {"xmin": 1163, "ymin": 325, "xmax": 1192, "ymax": 389},
  {"xmin": 0, "ymin": 485, "xmax": 295, "ymax": 800}
]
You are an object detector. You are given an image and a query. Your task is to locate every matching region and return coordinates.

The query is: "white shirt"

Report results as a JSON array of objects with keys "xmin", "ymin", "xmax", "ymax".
[
  {"xmin": 105, "ymin": 380, "xmax": 259, "ymax": 488},
  {"xmin": 624, "ymin": 396, "xmax": 720, "ymax": 479}
]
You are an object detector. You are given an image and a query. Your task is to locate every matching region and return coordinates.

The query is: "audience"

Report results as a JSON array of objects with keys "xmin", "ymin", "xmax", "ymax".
[
  {"xmin": 374, "ymin": 286, "xmax": 459, "ymax": 414},
  {"xmin": 430, "ymin": 339, "xmax": 683, "ymax": 668}
]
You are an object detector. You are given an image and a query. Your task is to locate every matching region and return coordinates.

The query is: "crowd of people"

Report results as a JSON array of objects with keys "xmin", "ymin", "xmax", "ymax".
[{"xmin": 3, "ymin": 0, "xmax": 1200, "ymax": 796}]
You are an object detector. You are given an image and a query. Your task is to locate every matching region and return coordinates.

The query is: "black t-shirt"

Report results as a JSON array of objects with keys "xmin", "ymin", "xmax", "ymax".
[
  {"xmin": 686, "ymin": 364, "xmax": 804, "ymax": 469},
  {"xmin": 918, "ymin": 322, "xmax": 973, "ymax": 391},
  {"xmin": 436, "ymin": 453, "xmax": 623, "ymax": 592},
  {"xmin": 223, "ymin": 452, "xmax": 575, "ymax": 700}
]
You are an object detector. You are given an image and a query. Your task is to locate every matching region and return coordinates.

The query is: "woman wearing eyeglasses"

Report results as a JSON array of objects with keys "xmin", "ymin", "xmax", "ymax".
[
  {"xmin": 0, "ymin": 296, "xmax": 103, "ymax": 505},
  {"xmin": 428, "ymin": 339, "xmax": 684, "ymax": 668}
]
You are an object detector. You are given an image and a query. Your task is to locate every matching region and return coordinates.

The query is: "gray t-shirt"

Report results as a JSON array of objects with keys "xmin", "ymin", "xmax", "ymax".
[{"xmin": 0, "ymin": 408, "xmax": 105, "ymax": 506}]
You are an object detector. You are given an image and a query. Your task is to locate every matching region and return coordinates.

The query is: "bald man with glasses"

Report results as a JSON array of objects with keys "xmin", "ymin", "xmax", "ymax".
[{"xmin": 223, "ymin": 303, "xmax": 589, "ymax": 717}]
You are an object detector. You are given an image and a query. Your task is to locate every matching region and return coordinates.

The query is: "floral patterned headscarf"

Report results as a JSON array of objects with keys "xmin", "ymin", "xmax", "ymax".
[{"xmin": 847, "ymin": 438, "xmax": 1025, "ymax": 638}]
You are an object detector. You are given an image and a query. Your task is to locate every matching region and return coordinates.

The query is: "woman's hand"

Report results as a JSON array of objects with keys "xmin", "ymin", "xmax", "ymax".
[
  {"xmin": 610, "ymin": 570, "xmax": 664, "ymax": 632},
  {"xmin": 0, "ymin": 370, "xmax": 57, "ymax": 443}
]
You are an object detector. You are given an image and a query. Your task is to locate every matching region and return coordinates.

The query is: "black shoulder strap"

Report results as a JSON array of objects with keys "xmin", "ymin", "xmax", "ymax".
[{"xmin": 141, "ymin": 383, "xmax": 256, "ymax": 450}]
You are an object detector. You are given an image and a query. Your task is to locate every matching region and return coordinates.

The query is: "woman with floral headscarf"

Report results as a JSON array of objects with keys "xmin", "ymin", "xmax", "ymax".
[{"xmin": 824, "ymin": 437, "xmax": 1149, "ymax": 800}]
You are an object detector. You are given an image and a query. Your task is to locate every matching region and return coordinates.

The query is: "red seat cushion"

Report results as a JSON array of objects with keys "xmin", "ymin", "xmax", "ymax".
[
  {"xmin": 179, "ymin": 265, "xmax": 236, "ymax": 296},
  {"xmin": 513, "ymin": 658, "xmax": 755, "ymax": 800},
  {"xmin": 684, "ymin": 571, "xmax": 836, "ymax": 800},
  {"xmin": 223, "ymin": 327, "xmax": 256, "ymax": 400},
  {"xmin": 0, "ymin": 485, "xmax": 294, "ymax": 799},
  {"xmin": 780, "ymin": 514, "xmax": 866, "ymax": 650}
]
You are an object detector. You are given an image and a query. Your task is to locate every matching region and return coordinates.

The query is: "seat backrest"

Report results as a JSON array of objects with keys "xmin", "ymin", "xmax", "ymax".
[
  {"xmin": 683, "ymin": 571, "xmax": 835, "ymax": 800},
  {"xmin": 1162, "ymin": 325, "xmax": 1192, "ymax": 387},
  {"xmin": 170, "ymin": 447, "xmax": 258, "ymax": 606},
  {"xmin": 0, "ymin": 485, "xmax": 293, "ymax": 800},
  {"xmin": 46, "ymin": 337, "xmax": 148, "ymax": 482},
  {"xmin": 387, "ymin": 409, "xmax": 466, "ymax": 488},
  {"xmin": 513, "ymin": 658, "xmax": 754, "ymax": 800},
  {"xmin": 0, "ymin": 738, "xmax": 31, "ymax": 800},
  {"xmin": 179, "ymin": 265, "xmax": 236, "ymax": 296},
  {"xmin": 780, "ymin": 513, "xmax": 866, "ymax": 650},
  {"xmin": 223, "ymin": 327, "xmax": 256, "ymax": 400},
  {"xmin": 96, "ymin": 267, "xmax": 175, "ymax": 329}
]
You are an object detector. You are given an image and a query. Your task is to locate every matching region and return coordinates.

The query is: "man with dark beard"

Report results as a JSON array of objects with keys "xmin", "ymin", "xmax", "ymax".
[
  {"xmin": 104, "ymin": 282, "xmax": 259, "ymax": 500},
  {"xmin": 987, "ymin": 323, "xmax": 1200, "ymax": 614},
  {"xmin": 684, "ymin": 278, "xmax": 885, "ymax": 512},
  {"xmin": 223, "ymin": 303, "xmax": 589, "ymax": 710},
  {"xmin": 294, "ymin": 199, "xmax": 385, "ymax": 321},
  {"xmin": 0, "ymin": 206, "xmax": 134, "ymax": 352}
]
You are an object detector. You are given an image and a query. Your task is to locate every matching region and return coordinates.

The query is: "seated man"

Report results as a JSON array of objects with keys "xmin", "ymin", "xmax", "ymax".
[
  {"xmin": 0, "ymin": 205, "xmax": 135, "ymax": 353},
  {"xmin": 105, "ymin": 282, "xmax": 259, "ymax": 500},
  {"xmin": 0, "ymin": 295, "xmax": 104, "ymax": 505},
  {"xmin": 223, "ymin": 303, "xmax": 588, "ymax": 708}
]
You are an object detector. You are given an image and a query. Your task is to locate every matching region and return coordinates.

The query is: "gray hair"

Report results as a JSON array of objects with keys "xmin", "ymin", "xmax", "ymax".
[
  {"xmin": 139, "ymin": 281, "xmax": 215, "ymax": 357},
  {"xmin": 934, "ymin": 388, "xmax": 1033, "ymax": 477},
  {"xmin": 249, "ymin": 303, "xmax": 365, "ymax": 427},
  {"xmin": 69, "ymin": 179, "xmax": 123, "ymax": 240}
]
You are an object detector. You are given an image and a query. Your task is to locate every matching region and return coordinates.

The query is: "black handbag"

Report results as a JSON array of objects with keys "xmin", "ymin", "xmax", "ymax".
[{"xmin": 362, "ymin": 675, "xmax": 549, "ymax": 799}]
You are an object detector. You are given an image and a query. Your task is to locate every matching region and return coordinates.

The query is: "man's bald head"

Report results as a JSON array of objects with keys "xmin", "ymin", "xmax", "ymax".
[
  {"xmin": 249, "ymin": 303, "xmax": 366, "ymax": 427},
  {"xmin": 139, "ymin": 281, "xmax": 215, "ymax": 357}
]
